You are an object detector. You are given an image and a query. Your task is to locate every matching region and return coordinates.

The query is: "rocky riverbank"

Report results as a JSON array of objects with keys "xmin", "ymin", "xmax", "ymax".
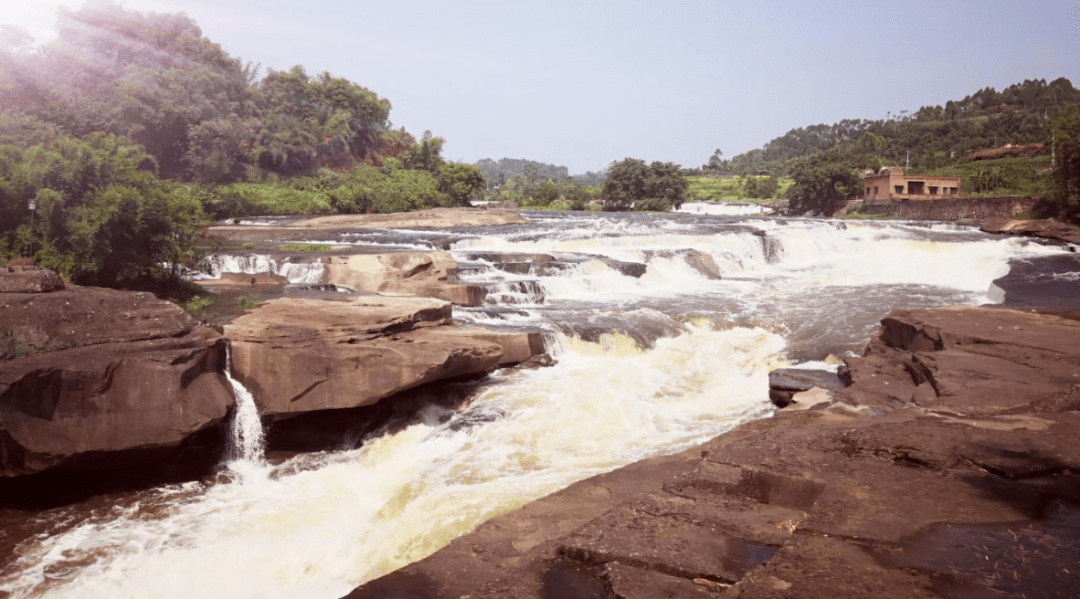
[
  {"xmin": 344, "ymin": 306, "xmax": 1080, "ymax": 599},
  {"xmin": 979, "ymin": 217, "xmax": 1080, "ymax": 246},
  {"xmin": 0, "ymin": 264, "xmax": 544, "ymax": 484},
  {"xmin": 204, "ymin": 207, "xmax": 527, "ymax": 245}
]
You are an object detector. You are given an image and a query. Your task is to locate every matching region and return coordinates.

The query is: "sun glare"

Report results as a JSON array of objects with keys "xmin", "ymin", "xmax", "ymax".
[{"xmin": 0, "ymin": 1, "xmax": 64, "ymax": 46}]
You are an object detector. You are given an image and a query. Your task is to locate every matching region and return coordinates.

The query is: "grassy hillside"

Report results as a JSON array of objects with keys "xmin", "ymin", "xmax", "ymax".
[{"xmin": 686, "ymin": 175, "xmax": 793, "ymax": 202}]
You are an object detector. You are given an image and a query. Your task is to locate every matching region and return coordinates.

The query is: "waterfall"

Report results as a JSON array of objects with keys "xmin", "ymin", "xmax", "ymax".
[
  {"xmin": 4, "ymin": 211, "xmax": 1077, "ymax": 599},
  {"xmin": 204, "ymin": 254, "xmax": 326, "ymax": 284},
  {"xmin": 223, "ymin": 345, "xmax": 266, "ymax": 469}
]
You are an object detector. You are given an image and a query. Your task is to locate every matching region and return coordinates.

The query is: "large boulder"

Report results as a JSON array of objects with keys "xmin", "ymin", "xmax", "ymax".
[
  {"xmin": 224, "ymin": 296, "xmax": 544, "ymax": 417},
  {"xmin": 323, "ymin": 252, "xmax": 487, "ymax": 306},
  {"xmin": 0, "ymin": 285, "xmax": 233, "ymax": 477},
  {"xmin": 0, "ymin": 265, "xmax": 64, "ymax": 294}
]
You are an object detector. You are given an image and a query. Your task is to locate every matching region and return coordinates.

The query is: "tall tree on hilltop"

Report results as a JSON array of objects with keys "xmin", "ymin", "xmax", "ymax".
[{"xmin": 1050, "ymin": 105, "xmax": 1080, "ymax": 223}]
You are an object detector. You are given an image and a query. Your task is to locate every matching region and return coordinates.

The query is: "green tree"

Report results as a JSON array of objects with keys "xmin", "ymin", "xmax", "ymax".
[
  {"xmin": 785, "ymin": 151, "xmax": 861, "ymax": 215},
  {"xmin": 398, "ymin": 131, "xmax": 446, "ymax": 173},
  {"xmin": 1050, "ymin": 106, "xmax": 1080, "ymax": 222},
  {"xmin": 0, "ymin": 130, "xmax": 207, "ymax": 285},
  {"xmin": 437, "ymin": 162, "xmax": 486, "ymax": 207},
  {"xmin": 254, "ymin": 66, "xmax": 391, "ymax": 175},
  {"xmin": 601, "ymin": 158, "xmax": 688, "ymax": 211},
  {"xmin": 705, "ymin": 148, "xmax": 724, "ymax": 173}
]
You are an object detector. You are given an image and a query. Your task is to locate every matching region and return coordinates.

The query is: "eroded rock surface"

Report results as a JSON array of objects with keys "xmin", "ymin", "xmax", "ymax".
[
  {"xmin": 0, "ymin": 282, "xmax": 233, "ymax": 477},
  {"xmin": 324, "ymin": 252, "xmax": 486, "ymax": 305},
  {"xmin": 344, "ymin": 306, "xmax": 1080, "ymax": 599},
  {"xmin": 224, "ymin": 296, "xmax": 544, "ymax": 417}
]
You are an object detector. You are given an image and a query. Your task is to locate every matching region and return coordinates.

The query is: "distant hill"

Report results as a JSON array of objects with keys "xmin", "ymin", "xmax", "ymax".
[{"xmin": 720, "ymin": 78, "xmax": 1080, "ymax": 175}]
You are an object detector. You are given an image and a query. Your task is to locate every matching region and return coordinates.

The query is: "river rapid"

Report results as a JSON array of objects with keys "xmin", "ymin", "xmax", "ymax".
[{"xmin": 2, "ymin": 211, "xmax": 1077, "ymax": 599}]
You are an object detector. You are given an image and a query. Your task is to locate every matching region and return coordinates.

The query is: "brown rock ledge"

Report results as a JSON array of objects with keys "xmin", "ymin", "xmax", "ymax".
[
  {"xmin": 1, "ymin": 284, "xmax": 233, "ymax": 477},
  {"xmin": 224, "ymin": 295, "xmax": 544, "ymax": 418},
  {"xmin": 343, "ymin": 306, "xmax": 1080, "ymax": 599}
]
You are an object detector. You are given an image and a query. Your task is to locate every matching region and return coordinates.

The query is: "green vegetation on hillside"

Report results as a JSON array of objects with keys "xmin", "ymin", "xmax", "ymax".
[
  {"xmin": 685, "ymin": 175, "xmax": 793, "ymax": 203},
  {"xmin": 483, "ymin": 163, "xmax": 601, "ymax": 210},
  {"xmin": 705, "ymin": 78, "xmax": 1080, "ymax": 221},
  {"xmin": 0, "ymin": 1, "xmax": 485, "ymax": 286}
]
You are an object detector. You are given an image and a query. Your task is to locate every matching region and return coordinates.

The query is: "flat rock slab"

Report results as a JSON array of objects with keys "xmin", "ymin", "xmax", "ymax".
[
  {"xmin": 208, "ymin": 208, "xmax": 528, "ymax": 237},
  {"xmin": 292, "ymin": 208, "xmax": 528, "ymax": 229},
  {"xmin": 1, "ymin": 285, "xmax": 198, "ymax": 357},
  {"xmin": 224, "ymin": 296, "xmax": 543, "ymax": 417}
]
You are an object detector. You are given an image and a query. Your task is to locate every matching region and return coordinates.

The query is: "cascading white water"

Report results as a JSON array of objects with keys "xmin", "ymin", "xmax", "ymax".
[
  {"xmin": 678, "ymin": 201, "xmax": 773, "ymax": 216},
  {"xmin": 1, "ymin": 212, "xmax": 1076, "ymax": 599},
  {"xmin": 223, "ymin": 346, "xmax": 266, "ymax": 472},
  {"xmin": 204, "ymin": 254, "xmax": 326, "ymax": 284}
]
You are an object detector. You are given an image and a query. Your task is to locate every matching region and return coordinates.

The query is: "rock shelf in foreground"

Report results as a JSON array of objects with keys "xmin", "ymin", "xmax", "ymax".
[
  {"xmin": 345, "ymin": 306, "xmax": 1080, "ymax": 599},
  {"xmin": 0, "ymin": 284, "xmax": 233, "ymax": 477}
]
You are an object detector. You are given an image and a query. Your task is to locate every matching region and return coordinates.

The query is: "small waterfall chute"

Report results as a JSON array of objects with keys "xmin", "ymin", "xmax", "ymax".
[{"xmin": 223, "ymin": 346, "xmax": 267, "ymax": 475}]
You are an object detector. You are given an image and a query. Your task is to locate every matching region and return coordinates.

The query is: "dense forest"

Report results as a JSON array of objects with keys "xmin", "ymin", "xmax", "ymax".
[
  {"xmin": 0, "ymin": 1, "xmax": 485, "ymax": 286},
  {"xmin": 705, "ymin": 79, "xmax": 1080, "ymax": 220}
]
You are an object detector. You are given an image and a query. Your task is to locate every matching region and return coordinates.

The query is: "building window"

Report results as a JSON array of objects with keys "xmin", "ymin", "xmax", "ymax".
[
  {"xmin": 894, "ymin": 185, "xmax": 904, "ymax": 194},
  {"xmin": 929, "ymin": 186, "xmax": 938, "ymax": 195},
  {"xmin": 874, "ymin": 187, "xmax": 878, "ymax": 196}
]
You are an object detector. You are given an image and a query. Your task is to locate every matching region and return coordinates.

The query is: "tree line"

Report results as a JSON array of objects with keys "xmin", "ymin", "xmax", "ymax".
[{"xmin": 0, "ymin": 1, "xmax": 486, "ymax": 287}]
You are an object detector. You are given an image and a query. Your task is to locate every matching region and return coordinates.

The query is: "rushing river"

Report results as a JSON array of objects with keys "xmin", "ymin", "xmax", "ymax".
[{"xmin": 2, "ymin": 211, "xmax": 1077, "ymax": 599}]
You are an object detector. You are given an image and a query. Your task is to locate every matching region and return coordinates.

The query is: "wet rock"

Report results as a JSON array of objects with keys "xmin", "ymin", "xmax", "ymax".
[
  {"xmin": 0, "ymin": 265, "xmax": 64, "ymax": 293},
  {"xmin": 224, "ymin": 296, "xmax": 544, "ymax": 417},
  {"xmin": 768, "ymin": 368, "xmax": 844, "ymax": 407},
  {"xmin": 641, "ymin": 249, "xmax": 721, "ymax": 279},
  {"xmin": 0, "ymin": 286, "xmax": 233, "ymax": 477},
  {"xmin": 683, "ymin": 250, "xmax": 721, "ymax": 279}
]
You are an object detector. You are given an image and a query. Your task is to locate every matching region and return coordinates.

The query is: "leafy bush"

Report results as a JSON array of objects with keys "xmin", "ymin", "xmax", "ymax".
[
  {"xmin": 234, "ymin": 293, "xmax": 257, "ymax": 309},
  {"xmin": 208, "ymin": 182, "xmax": 332, "ymax": 218}
]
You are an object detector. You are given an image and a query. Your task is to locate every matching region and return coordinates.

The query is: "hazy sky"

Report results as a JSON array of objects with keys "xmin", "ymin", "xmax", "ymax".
[{"xmin": 3, "ymin": 0, "xmax": 1080, "ymax": 173}]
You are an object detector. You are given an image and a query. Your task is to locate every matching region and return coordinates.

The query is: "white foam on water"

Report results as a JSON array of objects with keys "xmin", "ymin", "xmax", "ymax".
[
  {"xmin": 205, "ymin": 254, "xmax": 326, "ymax": 285},
  {"xmin": 0, "ymin": 327, "xmax": 786, "ymax": 599},
  {"xmin": 677, "ymin": 201, "xmax": 773, "ymax": 216}
]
